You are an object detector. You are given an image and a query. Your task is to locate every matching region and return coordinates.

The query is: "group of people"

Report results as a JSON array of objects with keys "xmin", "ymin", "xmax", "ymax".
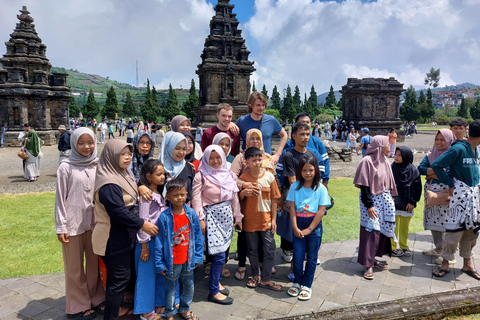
[{"xmin": 51, "ymin": 88, "xmax": 480, "ymax": 320}]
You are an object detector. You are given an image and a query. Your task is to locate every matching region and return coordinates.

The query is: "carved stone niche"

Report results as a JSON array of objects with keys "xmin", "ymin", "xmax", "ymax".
[
  {"xmin": 33, "ymin": 70, "xmax": 47, "ymax": 84},
  {"xmin": 9, "ymin": 69, "xmax": 24, "ymax": 82},
  {"xmin": 0, "ymin": 70, "xmax": 7, "ymax": 83},
  {"xmin": 50, "ymin": 73, "xmax": 67, "ymax": 86}
]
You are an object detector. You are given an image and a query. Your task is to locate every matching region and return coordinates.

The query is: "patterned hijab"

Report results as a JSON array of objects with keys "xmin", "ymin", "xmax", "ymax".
[
  {"xmin": 63, "ymin": 127, "xmax": 98, "ymax": 167},
  {"xmin": 199, "ymin": 145, "xmax": 239, "ymax": 201},
  {"xmin": 94, "ymin": 139, "xmax": 138, "ymax": 198},
  {"xmin": 170, "ymin": 115, "xmax": 190, "ymax": 133},
  {"xmin": 160, "ymin": 131, "xmax": 187, "ymax": 180},
  {"xmin": 354, "ymin": 135, "xmax": 397, "ymax": 196},
  {"xmin": 213, "ymin": 132, "xmax": 232, "ymax": 157},
  {"xmin": 427, "ymin": 129, "xmax": 455, "ymax": 164},
  {"xmin": 129, "ymin": 132, "xmax": 155, "ymax": 182},
  {"xmin": 246, "ymin": 128, "xmax": 274, "ymax": 172}
]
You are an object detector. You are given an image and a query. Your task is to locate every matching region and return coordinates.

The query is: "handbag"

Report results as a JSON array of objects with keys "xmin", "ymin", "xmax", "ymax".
[
  {"xmin": 426, "ymin": 179, "xmax": 450, "ymax": 206},
  {"xmin": 18, "ymin": 149, "xmax": 28, "ymax": 160}
]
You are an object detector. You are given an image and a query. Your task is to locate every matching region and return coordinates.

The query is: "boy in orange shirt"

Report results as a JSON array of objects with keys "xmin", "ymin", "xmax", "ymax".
[{"xmin": 239, "ymin": 147, "xmax": 282, "ymax": 291}]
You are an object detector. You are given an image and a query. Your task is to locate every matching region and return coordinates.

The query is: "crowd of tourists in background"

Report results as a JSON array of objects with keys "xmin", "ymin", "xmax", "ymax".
[{"xmin": 6, "ymin": 91, "xmax": 479, "ymax": 320}]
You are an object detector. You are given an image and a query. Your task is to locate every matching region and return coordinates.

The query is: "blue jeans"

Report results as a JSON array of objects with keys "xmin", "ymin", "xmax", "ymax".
[
  {"xmin": 99, "ymin": 131, "xmax": 105, "ymax": 143},
  {"xmin": 332, "ymin": 134, "xmax": 336, "ymax": 142},
  {"xmin": 164, "ymin": 263, "xmax": 194, "ymax": 317},
  {"xmin": 292, "ymin": 217, "xmax": 322, "ymax": 288},
  {"xmin": 209, "ymin": 251, "xmax": 225, "ymax": 295}
]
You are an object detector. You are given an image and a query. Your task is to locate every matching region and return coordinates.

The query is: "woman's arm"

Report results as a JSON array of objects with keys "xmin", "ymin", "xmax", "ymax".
[{"xmin": 54, "ymin": 164, "xmax": 70, "ymax": 243}]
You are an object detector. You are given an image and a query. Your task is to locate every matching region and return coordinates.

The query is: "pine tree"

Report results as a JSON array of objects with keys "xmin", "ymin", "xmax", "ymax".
[
  {"xmin": 271, "ymin": 85, "xmax": 281, "ymax": 110},
  {"xmin": 68, "ymin": 97, "xmax": 81, "ymax": 118},
  {"xmin": 470, "ymin": 97, "xmax": 480, "ymax": 120},
  {"xmin": 457, "ymin": 97, "xmax": 469, "ymax": 119},
  {"xmin": 324, "ymin": 85, "xmax": 337, "ymax": 110},
  {"xmin": 425, "ymin": 88, "xmax": 435, "ymax": 120},
  {"xmin": 400, "ymin": 85, "xmax": 420, "ymax": 121},
  {"xmin": 140, "ymin": 79, "xmax": 157, "ymax": 122},
  {"xmin": 151, "ymin": 86, "xmax": 160, "ymax": 116},
  {"xmin": 182, "ymin": 79, "xmax": 199, "ymax": 121},
  {"xmin": 82, "ymin": 89, "xmax": 100, "ymax": 120},
  {"xmin": 261, "ymin": 84, "xmax": 268, "ymax": 100},
  {"xmin": 162, "ymin": 83, "xmax": 181, "ymax": 121},
  {"xmin": 252, "ymin": 81, "xmax": 256, "ymax": 92},
  {"xmin": 293, "ymin": 85, "xmax": 301, "ymax": 114},
  {"xmin": 282, "ymin": 85, "xmax": 296, "ymax": 121},
  {"xmin": 123, "ymin": 91, "xmax": 135, "ymax": 117},
  {"xmin": 424, "ymin": 67, "xmax": 441, "ymax": 88},
  {"xmin": 418, "ymin": 90, "xmax": 426, "ymax": 104},
  {"xmin": 101, "ymin": 86, "xmax": 118, "ymax": 119},
  {"xmin": 308, "ymin": 85, "xmax": 319, "ymax": 116}
]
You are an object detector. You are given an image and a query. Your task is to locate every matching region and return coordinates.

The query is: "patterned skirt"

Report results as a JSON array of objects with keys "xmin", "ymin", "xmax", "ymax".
[
  {"xmin": 423, "ymin": 181, "xmax": 449, "ymax": 232},
  {"xmin": 205, "ymin": 201, "xmax": 234, "ymax": 255}
]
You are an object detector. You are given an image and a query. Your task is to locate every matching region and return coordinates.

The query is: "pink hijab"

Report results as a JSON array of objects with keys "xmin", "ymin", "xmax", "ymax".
[
  {"xmin": 199, "ymin": 145, "xmax": 239, "ymax": 201},
  {"xmin": 353, "ymin": 135, "xmax": 397, "ymax": 196},
  {"xmin": 427, "ymin": 129, "xmax": 455, "ymax": 164}
]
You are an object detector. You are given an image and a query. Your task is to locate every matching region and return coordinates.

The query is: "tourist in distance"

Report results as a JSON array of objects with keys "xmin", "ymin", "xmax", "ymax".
[
  {"xmin": 57, "ymin": 125, "xmax": 71, "ymax": 164},
  {"xmin": 170, "ymin": 115, "xmax": 203, "ymax": 160},
  {"xmin": 235, "ymin": 92, "xmax": 288, "ymax": 165},
  {"xmin": 348, "ymin": 128, "xmax": 360, "ymax": 155},
  {"xmin": 1, "ymin": 122, "xmax": 8, "ymax": 147},
  {"xmin": 387, "ymin": 128, "xmax": 397, "ymax": 158},
  {"xmin": 418, "ymin": 129, "xmax": 456, "ymax": 264},
  {"xmin": 324, "ymin": 121, "xmax": 330, "ymax": 137},
  {"xmin": 192, "ymin": 145, "xmax": 242, "ymax": 305},
  {"xmin": 108, "ymin": 123, "xmax": 115, "ymax": 140},
  {"xmin": 431, "ymin": 120, "xmax": 480, "ymax": 279},
  {"xmin": 126, "ymin": 120, "xmax": 135, "ymax": 143},
  {"xmin": 201, "ymin": 103, "xmax": 241, "ymax": 157},
  {"xmin": 353, "ymin": 136, "xmax": 397, "ymax": 280},
  {"xmin": 195, "ymin": 123, "xmax": 203, "ymax": 145},
  {"xmin": 360, "ymin": 128, "xmax": 372, "ymax": 157},
  {"xmin": 156, "ymin": 124, "xmax": 165, "ymax": 150},
  {"xmin": 20, "ymin": 123, "xmax": 43, "ymax": 182},
  {"xmin": 98, "ymin": 119, "xmax": 107, "ymax": 144},
  {"xmin": 92, "ymin": 139, "xmax": 158, "ymax": 319},
  {"xmin": 54, "ymin": 128, "xmax": 105, "ymax": 320}
]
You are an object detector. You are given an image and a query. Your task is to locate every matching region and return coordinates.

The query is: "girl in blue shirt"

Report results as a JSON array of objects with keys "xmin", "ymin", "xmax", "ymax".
[{"xmin": 286, "ymin": 155, "xmax": 330, "ymax": 301}]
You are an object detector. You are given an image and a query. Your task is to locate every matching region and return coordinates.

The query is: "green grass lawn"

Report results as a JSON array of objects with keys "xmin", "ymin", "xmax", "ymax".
[{"xmin": 0, "ymin": 178, "xmax": 427, "ymax": 279}]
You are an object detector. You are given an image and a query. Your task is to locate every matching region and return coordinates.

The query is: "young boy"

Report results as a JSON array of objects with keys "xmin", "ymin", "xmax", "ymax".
[
  {"xmin": 155, "ymin": 178, "xmax": 203, "ymax": 320},
  {"xmin": 449, "ymin": 118, "xmax": 468, "ymax": 140},
  {"xmin": 431, "ymin": 120, "xmax": 480, "ymax": 279},
  {"xmin": 239, "ymin": 147, "xmax": 282, "ymax": 291}
]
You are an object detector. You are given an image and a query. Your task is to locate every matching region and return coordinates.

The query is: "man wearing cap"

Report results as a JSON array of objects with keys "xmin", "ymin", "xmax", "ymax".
[
  {"xmin": 58, "ymin": 125, "xmax": 71, "ymax": 164},
  {"xmin": 360, "ymin": 128, "xmax": 372, "ymax": 157}
]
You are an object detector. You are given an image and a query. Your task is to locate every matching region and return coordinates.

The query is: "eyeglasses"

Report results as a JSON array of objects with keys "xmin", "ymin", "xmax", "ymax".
[
  {"xmin": 139, "ymin": 141, "xmax": 152, "ymax": 146},
  {"xmin": 120, "ymin": 152, "xmax": 133, "ymax": 158}
]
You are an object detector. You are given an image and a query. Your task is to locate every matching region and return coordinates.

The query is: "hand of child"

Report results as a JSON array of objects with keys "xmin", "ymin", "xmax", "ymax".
[
  {"xmin": 293, "ymin": 227, "xmax": 304, "ymax": 238},
  {"xmin": 200, "ymin": 220, "xmax": 206, "ymax": 235},
  {"xmin": 367, "ymin": 207, "xmax": 378, "ymax": 219},
  {"xmin": 195, "ymin": 263, "xmax": 199, "ymax": 269},
  {"xmin": 301, "ymin": 228, "xmax": 312, "ymax": 237},
  {"xmin": 57, "ymin": 233, "xmax": 69, "ymax": 243},
  {"xmin": 242, "ymin": 181, "xmax": 252, "ymax": 190},
  {"xmin": 406, "ymin": 203, "xmax": 415, "ymax": 212},
  {"xmin": 270, "ymin": 220, "xmax": 276, "ymax": 234},
  {"xmin": 138, "ymin": 185, "xmax": 153, "ymax": 203},
  {"xmin": 188, "ymin": 162, "xmax": 196, "ymax": 170},
  {"xmin": 160, "ymin": 270, "xmax": 166, "ymax": 276},
  {"xmin": 234, "ymin": 221, "xmax": 242, "ymax": 231},
  {"xmin": 140, "ymin": 248, "xmax": 150, "ymax": 262},
  {"xmin": 141, "ymin": 221, "xmax": 159, "ymax": 236}
]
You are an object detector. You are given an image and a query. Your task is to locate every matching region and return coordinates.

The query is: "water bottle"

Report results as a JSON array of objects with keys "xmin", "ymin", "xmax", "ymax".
[{"xmin": 365, "ymin": 218, "xmax": 375, "ymax": 232}]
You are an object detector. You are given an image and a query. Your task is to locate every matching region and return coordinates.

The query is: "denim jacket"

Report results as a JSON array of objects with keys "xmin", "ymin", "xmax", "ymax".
[{"xmin": 155, "ymin": 204, "xmax": 204, "ymax": 274}]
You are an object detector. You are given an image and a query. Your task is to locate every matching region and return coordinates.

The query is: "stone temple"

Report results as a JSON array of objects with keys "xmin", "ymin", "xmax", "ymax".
[
  {"xmin": 0, "ymin": 6, "xmax": 72, "ymax": 146},
  {"xmin": 196, "ymin": 0, "xmax": 255, "ymax": 126},
  {"xmin": 341, "ymin": 77, "xmax": 405, "ymax": 141}
]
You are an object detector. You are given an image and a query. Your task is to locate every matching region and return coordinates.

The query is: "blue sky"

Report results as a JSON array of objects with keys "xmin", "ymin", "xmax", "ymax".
[{"xmin": 1, "ymin": 0, "xmax": 479, "ymax": 95}]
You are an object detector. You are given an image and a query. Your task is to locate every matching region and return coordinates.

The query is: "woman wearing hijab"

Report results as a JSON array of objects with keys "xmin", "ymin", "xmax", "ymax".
[
  {"xmin": 92, "ymin": 139, "xmax": 158, "ymax": 320},
  {"xmin": 353, "ymin": 135, "xmax": 397, "ymax": 280},
  {"xmin": 21, "ymin": 123, "xmax": 43, "ymax": 182},
  {"xmin": 170, "ymin": 115, "xmax": 203, "ymax": 160},
  {"xmin": 192, "ymin": 145, "xmax": 242, "ymax": 305},
  {"xmin": 213, "ymin": 132, "xmax": 235, "ymax": 167},
  {"xmin": 418, "ymin": 129, "xmax": 456, "ymax": 264},
  {"xmin": 55, "ymin": 128, "xmax": 105, "ymax": 320},
  {"xmin": 129, "ymin": 132, "xmax": 155, "ymax": 182},
  {"xmin": 181, "ymin": 131, "xmax": 201, "ymax": 172},
  {"xmin": 390, "ymin": 147, "xmax": 422, "ymax": 257},
  {"xmin": 159, "ymin": 131, "xmax": 196, "ymax": 203}
]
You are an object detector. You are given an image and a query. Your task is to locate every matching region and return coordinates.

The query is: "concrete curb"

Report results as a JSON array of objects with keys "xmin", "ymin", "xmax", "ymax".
[{"xmin": 277, "ymin": 286, "xmax": 480, "ymax": 319}]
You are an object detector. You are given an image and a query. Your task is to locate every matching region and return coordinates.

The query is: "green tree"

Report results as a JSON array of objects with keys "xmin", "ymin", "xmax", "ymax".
[
  {"xmin": 82, "ymin": 89, "xmax": 100, "ymax": 120},
  {"xmin": 400, "ymin": 85, "xmax": 420, "ymax": 121},
  {"xmin": 281, "ymin": 85, "xmax": 296, "ymax": 121},
  {"xmin": 457, "ymin": 97, "xmax": 469, "ymax": 119},
  {"xmin": 264, "ymin": 109, "xmax": 281, "ymax": 122},
  {"xmin": 68, "ymin": 97, "xmax": 81, "ymax": 118},
  {"xmin": 418, "ymin": 90, "xmax": 426, "ymax": 104},
  {"xmin": 162, "ymin": 83, "xmax": 181, "ymax": 121},
  {"xmin": 308, "ymin": 85, "xmax": 319, "ymax": 116},
  {"xmin": 151, "ymin": 86, "xmax": 160, "ymax": 116},
  {"xmin": 293, "ymin": 85, "xmax": 302, "ymax": 113},
  {"xmin": 123, "ymin": 91, "xmax": 135, "ymax": 117},
  {"xmin": 182, "ymin": 79, "xmax": 199, "ymax": 121},
  {"xmin": 424, "ymin": 67, "xmax": 441, "ymax": 88},
  {"xmin": 140, "ymin": 79, "xmax": 157, "ymax": 122},
  {"xmin": 324, "ymin": 85, "xmax": 337, "ymax": 111},
  {"xmin": 470, "ymin": 97, "xmax": 480, "ymax": 120},
  {"xmin": 252, "ymin": 81, "xmax": 256, "ymax": 92},
  {"xmin": 261, "ymin": 84, "xmax": 268, "ymax": 100},
  {"xmin": 271, "ymin": 85, "xmax": 281, "ymax": 110},
  {"xmin": 424, "ymin": 88, "xmax": 435, "ymax": 120},
  {"xmin": 101, "ymin": 86, "xmax": 118, "ymax": 119}
]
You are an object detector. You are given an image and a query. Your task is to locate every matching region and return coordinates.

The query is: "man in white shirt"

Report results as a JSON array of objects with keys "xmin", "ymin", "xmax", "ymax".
[{"xmin": 98, "ymin": 119, "xmax": 108, "ymax": 144}]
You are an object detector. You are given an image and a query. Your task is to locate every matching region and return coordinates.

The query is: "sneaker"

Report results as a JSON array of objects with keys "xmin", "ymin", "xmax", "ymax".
[
  {"xmin": 392, "ymin": 249, "xmax": 404, "ymax": 257},
  {"xmin": 282, "ymin": 250, "xmax": 293, "ymax": 263},
  {"xmin": 317, "ymin": 258, "xmax": 321, "ymax": 265}
]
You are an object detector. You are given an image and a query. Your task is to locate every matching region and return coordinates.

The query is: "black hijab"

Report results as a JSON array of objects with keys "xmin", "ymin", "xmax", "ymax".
[
  {"xmin": 181, "ymin": 131, "xmax": 196, "ymax": 163},
  {"xmin": 391, "ymin": 146, "xmax": 419, "ymax": 186}
]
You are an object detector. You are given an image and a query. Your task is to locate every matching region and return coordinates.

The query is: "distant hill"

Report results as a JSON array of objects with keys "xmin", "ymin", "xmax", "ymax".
[{"xmin": 317, "ymin": 90, "xmax": 342, "ymax": 104}]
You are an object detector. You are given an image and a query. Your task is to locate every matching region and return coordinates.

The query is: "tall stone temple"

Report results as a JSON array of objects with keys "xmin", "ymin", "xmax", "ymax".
[
  {"xmin": 340, "ymin": 77, "xmax": 405, "ymax": 141},
  {"xmin": 0, "ymin": 6, "xmax": 72, "ymax": 146},
  {"xmin": 196, "ymin": 0, "xmax": 255, "ymax": 126}
]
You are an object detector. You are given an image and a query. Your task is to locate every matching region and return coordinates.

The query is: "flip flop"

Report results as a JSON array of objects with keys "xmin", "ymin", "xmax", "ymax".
[
  {"xmin": 93, "ymin": 301, "xmax": 105, "ymax": 315},
  {"xmin": 119, "ymin": 308, "xmax": 134, "ymax": 319},
  {"xmin": 180, "ymin": 311, "xmax": 198, "ymax": 320},
  {"xmin": 374, "ymin": 261, "xmax": 388, "ymax": 270},
  {"xmin": 363, "ymin": 271, "xmax": 374, "ymax": 280},
  {"xmin": 246, "ymin": 277, "xmax": 260, "ymax": 288},
  {"xmin": 235, "ymin": 267, "xmax": 246, "ymax": 281},
  {"xmin": 222, "ymin": 266, "xmax": 230, "ymax": 278},
  {"xmin": 258, "ymin": 281, "xmax": 283, "ymax": 292},
  {"xmin": 139, "ymin": 312, "xmax": 159, "ymax": 320},
  {"xmin": 432, "ymin": 267, "xmax": 450, "ymax": 278},
  {"xmin": 461, "ymin": 269, "xmax": 480, "ymax": 280}
]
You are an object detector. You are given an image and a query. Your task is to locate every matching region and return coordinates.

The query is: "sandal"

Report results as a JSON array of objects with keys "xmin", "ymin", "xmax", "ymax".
[
  {"xmin": 204, "ymin": 262, "xmax": 211, "ymax": 275},
  {"xmin": 180, "ymin": 311, "xmax": 198, "ymax": 320},
  {"xmin": 246, "ymin": 276, "xmax": 260, "ymax": 288},
  {"xmin": 119, "ymin": 308, "xmax": 134, "ymax": 319},
  {"xmin": 140, "ymin": 312, "xmax": 159, "ymax": 320},
  {"xmin": 363, "ymin": 269, "xmax": 374, "ymax": 280},
  {"xmin": 402, "ymin": 249, "xmax": 412, "ymax": 257},
  {"xmin": 432, "ymin": 267, "xmax": 450, "ymax": 278},
  {"xmin": 235, "ymin": 267, "xmax": 246, "ymax": 281},
  {"xmin": 155, "ymin": 307, "xmax": 165, "ymax": 317},
  {"xmin": 374, "ymin": 261, "xmax": 387, "ymax": 270},
  {"xmin": 461, "ymin": 269, "xmax": 480, "ymax": 280},
  {"xmin": 287, "ymin": 283, "xmax": 301, "ymax": 297},
  {"xmin": 258, "ymin": 281, "xmax": 283, "ymax": 292},
  {"xmin": 392, "ymin": 249, "xmax": 404, "ymax": 257},
  {"xmin": 298, "ymin": 286, "xmax": 312, "ymax": 301},
  {"xmin": 67, "ymin": 310, "xmax": 96, "ymax": 320},
  {"xmin": 93, "ymin": 301, "xmax": 105, "ymax": 315},
  {"xmin": 222, "ymin": 266, "xmax": 230, "ymax": 278},
  {"xmin": 122, "ymin": 292, "xmax": 134, "ymax": 309}
]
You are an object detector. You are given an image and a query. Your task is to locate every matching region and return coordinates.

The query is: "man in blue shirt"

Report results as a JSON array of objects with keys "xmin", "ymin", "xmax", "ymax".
[
  {"xmin": 360, "ymin": 128, "xmax": 372, "ymax": 157},
  {"xmin": 235, "ymin": 92, "xmax": 288, "ymax": 165}
]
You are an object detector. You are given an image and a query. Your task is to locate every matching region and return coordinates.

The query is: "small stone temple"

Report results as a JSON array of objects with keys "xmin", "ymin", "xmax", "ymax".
[
  {"xmin": 340, "ymin": 77, "xmax": 405, "ymax": 141},
  {"xmin": 196, "ymin": 0, "xmax": 255, "ymax": 126},
  {"xmin": 0, "ymin": 6, "xmax": 72, "ymax": 146}
]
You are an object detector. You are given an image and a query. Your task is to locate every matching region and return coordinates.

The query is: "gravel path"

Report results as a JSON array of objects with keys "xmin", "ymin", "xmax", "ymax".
[{"xmin": 0, "ymin": 131, "xmax": 437, "ymax": 194}]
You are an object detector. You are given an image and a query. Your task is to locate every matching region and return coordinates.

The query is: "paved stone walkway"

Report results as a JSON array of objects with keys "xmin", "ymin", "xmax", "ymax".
[{"xmin": 1, "ymin": 231, "xmax": 479, "ymax": 320}]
